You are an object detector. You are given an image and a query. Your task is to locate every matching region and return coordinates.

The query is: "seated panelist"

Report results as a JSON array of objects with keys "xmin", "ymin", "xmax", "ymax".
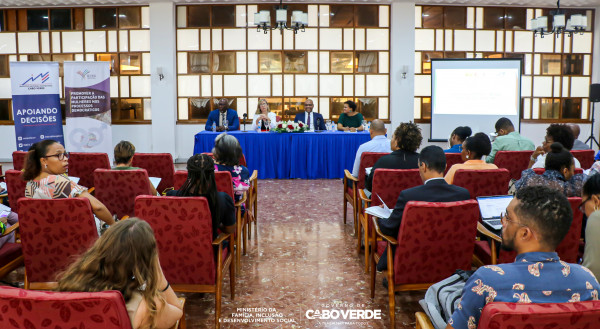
[
  {"xmin": 205, "ymin": 98, "xmax": 240, "ymax": 132},
  {"xmin": 337, "ymin": 100, "xmax": 364, "ymax": 132},
  {"xmin": 251, "ymin": 98, "xmax": 277, "ymax": 131},
  {"xmin": 294, "ymin": 98, "xmax": 326, "ymax": 131}
]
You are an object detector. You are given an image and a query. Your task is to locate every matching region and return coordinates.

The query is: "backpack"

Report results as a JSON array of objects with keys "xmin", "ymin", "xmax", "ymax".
[{"xmin": 419, "ymin": 269, "xmax": 474, "ymax": 329}]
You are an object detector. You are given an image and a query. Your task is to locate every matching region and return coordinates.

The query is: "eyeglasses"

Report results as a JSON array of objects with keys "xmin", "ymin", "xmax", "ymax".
[
  {"xmin": 44, "ymin": 152, "xmax": 69, "ymax": 161},
  {"xmin": 500, "ymin": 211, "xmax": 528, "ymax": 228}
]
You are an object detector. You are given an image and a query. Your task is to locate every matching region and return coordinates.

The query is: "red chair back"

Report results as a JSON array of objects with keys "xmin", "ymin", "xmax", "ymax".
[
  {"xmin": 5, "ymin": 170, "xmax": 26, "ymax": 213},
  {"xmin": 444, "ymin": 153, "xmax": 463, "ymax": 175},
  {"xmin": 478, "ymin": 301, "xmax": 600, "ymax": 328},
  {"xmin": 533, "ymin": 168, "xmax": 584, "ymax": 175},
  {"xmin": 17, "ymin": 198, "xmax": 98, "ymax": 286},
  {"xmin": 0, "ymin": 286, "xmax": 132, "ymax": 329},
  {"xmin": 173, "ymin": 170, "xmax": 187, "ymax": 190},
  {"xmin": 135, "ymin": 196, "xmax": 216, "ymax": 285},
  {"xmin": 131, "ymin": 153, "xmax": 174, "ymax": 194},
  {"xmin": 371, "ymin": 169, "xmax": 421, "ymax": 208},
  {"xmin": 67, "ymin": 152, "xmax": 110, "ymax": 188},
  {"xmin": 358, "ymin": 152, "xmax": 388, "ymax": 190},
  {"xmin": 393, "ymin": 200, "xmax": 479, "ymax": 285},
  {"xmin": 202, "ymin": 152, "xmax": 247, "ymax": 167},
  {"xmin": 93, "ymin": 169, "xmax": 153, "ymax": 218},
  {"xmin": 215, "ymin": 171, "xmax": 235, "ymax": 200},
  {"xmin": 494, "ymin": 150, "xmax": 534, "ymax": 180},
  {"xmin": 12, "ymin": 151, "xmax": 27, "ymax": 171},
  {"xmin": 452, "ymin": 168, "xmax": 511, "ymax": 198},
  {"xmin": 571, "ymin": 149, "xmax": 595, "ymax": 169}
]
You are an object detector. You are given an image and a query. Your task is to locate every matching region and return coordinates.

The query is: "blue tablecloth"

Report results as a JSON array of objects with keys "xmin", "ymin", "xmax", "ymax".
[{"xmin": 194, "ymin": 131, "xmax": 370, "ymax": 179}]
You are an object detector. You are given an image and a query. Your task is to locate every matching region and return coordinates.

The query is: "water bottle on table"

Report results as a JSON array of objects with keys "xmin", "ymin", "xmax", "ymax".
[
  {"xmin": 212, "ymin": 122, "xmax": 216, "ymax": 132},
  {"xmin": 257, "ymin": 119, "xmax": 262, "ymax": 132}
]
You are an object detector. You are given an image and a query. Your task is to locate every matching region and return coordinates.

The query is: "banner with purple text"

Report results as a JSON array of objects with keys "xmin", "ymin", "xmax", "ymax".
[
  {"xmin": 10, "ymin": 62, "xmax": 64, "ymax": 151},
  {"xmin": 64, "ymin": 62, "xmax": 113, "ymax": 162}
]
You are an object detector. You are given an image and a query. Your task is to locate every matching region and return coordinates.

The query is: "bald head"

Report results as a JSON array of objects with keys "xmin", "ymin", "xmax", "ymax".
[
  {"xmin": 568, "ymin": 124, "xmax": 581, "ymax": 139},
  {"xmin": 370, "ymin": 119, "xmax": 386, "ymax": 137}
]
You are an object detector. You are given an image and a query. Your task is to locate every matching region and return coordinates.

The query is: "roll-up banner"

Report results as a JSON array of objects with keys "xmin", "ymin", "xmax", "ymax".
[
  {"xmin": 64, "ymin": 62, "xmax": 113, "ymax": 162},
  {"xmin": 9, "ymin": 62, "xmax": 64, "ymax": 151}
]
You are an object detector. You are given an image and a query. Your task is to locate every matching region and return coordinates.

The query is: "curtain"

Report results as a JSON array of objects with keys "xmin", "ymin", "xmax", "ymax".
[{"xmin": 357, "ymin": 52, "xmax": 377, "ymax": 73}]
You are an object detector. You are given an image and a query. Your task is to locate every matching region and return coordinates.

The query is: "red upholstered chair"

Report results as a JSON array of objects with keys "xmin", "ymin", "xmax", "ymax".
[
  {"xmin": 416, "ymin": 301, "xmax": 600, "ymax": 329},
  {"xmin": 343, "ymin": 152, "xmax": 388, "ymax": 235},
  {"xmin": 0, "ymin": 224, "xmax": 23, "ymax": 280},
  {"xmin": 358, "ymin": 169, "xmax": 421, "ymax": 273},
  {"xmin": 12, "ymin": 151, "xmax": 27, "ymax": 171},
  {"xmin": 0, "ymin": 286, "xmax": 133, "ymax": 329},
  {"xmin": 135, "ymin": 196, "xmax": 234, "ymax": 329},
  {"xmin": 474, "ymin": 197, "xmax": 584, "ymax": 265},
  {"xmin": 572, "ymin": 149, "xmax": 595, "ymax": 169},
  {"xmin": 452, "ymin": 168, "xmax": 511, "ymax": 198},
  {"xmin": 370, "ymin": 200, "xmax": 480, "ymax": 326},
  {"xmin": 5, "ymin": 170, "xmax": 26, "ymax": 213},
  {"xmin": 215, "ymin": 171, "xmax": 247, "ymax": 270},
  {"xmin": 173, "ymin": 170, "xmax": 187, "ymax": 190},
  {"xmin": 17, "ymin": 197, "xmax": 98, "ymax": 290},
  {"xmin": 494, "ymin": 150, "xmax": 534, "ymax": 180},
  {"xmin": 445, "ymin": 153, "xmax": 463, "ymax": 175},
  {"xmin": 131, "ymin": 153, "xmax": 175, "ymax": 194},
  {"xmin": 68, "ymin": 152, "xmax": 111, "ymax": 189},
  {"xmin": 93, "ymin": 169, "xmax": 153, "ymax": 219}
]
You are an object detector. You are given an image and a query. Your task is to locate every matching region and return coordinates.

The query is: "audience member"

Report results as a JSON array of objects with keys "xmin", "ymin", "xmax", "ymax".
[
  {"xmin": 515, "ymin": 143, "xmax": 585, "ymax": 197},
  {"xmin": 113, "ymin": 140, "xmax": 158, "ymax": 196},
  {"xmin": 376, "ymin": 146, "xmax": 470, "ymax": 271},
  {"xmin": 337, "ymin": 100, "xmax": 364, "ymax": 132},
  {"xmin": 23, "ymin": 140, "xmax": 115, "ymax": 228},
  {"xmin": 251, "ymin": 98, "xmax": 277, "ymax": 131},
  {"xmin": 364, "ymin": 122, "xmax": 422, "ymax": 195},
  {"xmin": 444, "ymin": 126, "xmax": 472, "ymax": 153},
  {"xmin": 486, "ymin": 117, "xmax": 535, "ymax": 163},
  {"xmin": 445, "ymin": 132, "xmax": 497, "ymax": 184},
  {"xmin": 0, "ymin": 211, "xmax": 17, "ymax": 249},
  {"xmin": 166, "ymin": 154, "xmax": 236, "ymax": 238},
  {"xmin": 447, "ymin": 185, "xmax": 600, "ymax": 329},
  {"xmin": 351, "ymin": 119, "xmax": 391, "ymax": 178},
  {"xmin": 294, "ymin": 98, "xmax": 326, "ymax": 131},
  {"xmin": 568, "ymin": 123, "xmax": 590, "ymax": 150},
  {"xmin": 582, "ymin": 174, "xmax": 600, "ymax": 279},
  {"xmin": 205, "ymin": 98, "xmax": 240, "ymax": 132},
  {"xmin": 57, "ymin": 219, "xmax": 183, "ymax": 329},
  {"xmin": 529, "ymin": 123, "xmax": 580, "ymax": 169},
  {"xmin": 212, "ymin": 133, "xmax": 250, "ymax": 202}
]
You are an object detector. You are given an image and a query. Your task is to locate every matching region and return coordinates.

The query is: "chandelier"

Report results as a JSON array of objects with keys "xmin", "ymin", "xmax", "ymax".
[
  {"xmin": 530, "ymin": 0, "xmax": 587, "ymax": 38},
  {"xmin": 254, "ymin": 0, "xmax": 308, "ymax": 34}
]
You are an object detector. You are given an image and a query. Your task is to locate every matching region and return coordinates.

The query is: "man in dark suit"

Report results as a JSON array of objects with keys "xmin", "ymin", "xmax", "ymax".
[
  {"xmin": 294, "ymin": 98, "xmax": 326, "ymax": 131},
  {"xmin": 205, "ymin": 98, "xmax": 240, "ymax": 131},
  {"xmin": 377, "ymin": 145, "xmax": 471, "ymax": 271}
]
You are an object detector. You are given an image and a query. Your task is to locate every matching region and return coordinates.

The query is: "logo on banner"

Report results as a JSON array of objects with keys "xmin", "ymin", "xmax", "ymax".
[
  {"xmin": 20, "ymin": 72, "xmax": 52, "ymax": 89},
  {"xmin": 76, "ymin": 69, "xmax": 96, "ymax": 80}
]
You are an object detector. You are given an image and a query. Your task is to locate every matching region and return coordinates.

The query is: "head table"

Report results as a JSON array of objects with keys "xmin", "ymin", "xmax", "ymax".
[{"xmin": 194, "ymin": 130, "xmax": 371, "ymax": 179}]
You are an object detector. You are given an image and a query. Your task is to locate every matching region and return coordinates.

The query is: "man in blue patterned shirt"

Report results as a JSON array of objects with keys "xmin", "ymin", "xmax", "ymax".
[{"xmin": 448, "ymin": 185, "xmax": 600, "ymax": 329}]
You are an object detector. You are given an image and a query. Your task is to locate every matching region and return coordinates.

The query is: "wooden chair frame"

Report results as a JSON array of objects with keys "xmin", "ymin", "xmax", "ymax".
[
  {"xmin": 343, "ymin": 169, "xmax": 359, "ymax": 235},
  {"xmin": 245, "ymin": 170, "xmax": 258, "ymax": 240},
  {"xmin": 234, "ymin": 192, "xmax": 248, "ymax": 271},
  {"xmin": 358, "ymin": 188, "xmax": 374, "ymax": 273}
]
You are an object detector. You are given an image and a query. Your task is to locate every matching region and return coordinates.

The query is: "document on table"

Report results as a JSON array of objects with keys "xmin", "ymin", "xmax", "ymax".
[
  {"xmin": 365, "ymin": 194, "xmax": 392, "ymax": 219},
  {"xmin": 0, "ymin": 182, "xmax": 6, "ymax": 195},
  {"xmin": 149, "ymin": 177, "xmax": 162, "ymax": 189}
]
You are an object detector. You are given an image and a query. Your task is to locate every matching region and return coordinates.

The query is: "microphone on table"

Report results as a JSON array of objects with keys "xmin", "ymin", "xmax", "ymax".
[
  {"xmin": 316, "ymin": 117, "xmax": 321, "ymax": 131},
  {"xmin": 242, "ymin": 113, "xmax": 248, "ymax": 132}
]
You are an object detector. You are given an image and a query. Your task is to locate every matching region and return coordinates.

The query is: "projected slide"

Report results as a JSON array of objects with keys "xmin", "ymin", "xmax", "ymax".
[{"xmin": 430, "ymin": 59, "xmax": 522, "ymax": 141}]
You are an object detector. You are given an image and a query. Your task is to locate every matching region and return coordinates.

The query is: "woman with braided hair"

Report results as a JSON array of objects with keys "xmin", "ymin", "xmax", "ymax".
[{"xmin": 166, "ymin": 154, "xmax": 236, "ymax": 238}]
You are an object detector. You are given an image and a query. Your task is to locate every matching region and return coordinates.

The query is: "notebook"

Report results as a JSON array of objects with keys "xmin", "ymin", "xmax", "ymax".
[{"xmin": 476, "ymin": 195, "xmax": 514, "ymax": 230}]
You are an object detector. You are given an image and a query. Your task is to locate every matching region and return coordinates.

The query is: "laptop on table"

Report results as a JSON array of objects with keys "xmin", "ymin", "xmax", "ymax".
[{"xmin": 476, "ymin": 195, "xmax": 514, "ymax": 230}]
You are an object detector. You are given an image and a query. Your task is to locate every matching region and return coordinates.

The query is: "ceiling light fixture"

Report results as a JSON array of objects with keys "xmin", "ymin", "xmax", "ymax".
[
  {"xmin": 254, "ymin": 0, "xmax": 308, "ymax": 34},
  {"xmin": 530, "ymin": 0, "xmax": 587, "ymax": 38}
]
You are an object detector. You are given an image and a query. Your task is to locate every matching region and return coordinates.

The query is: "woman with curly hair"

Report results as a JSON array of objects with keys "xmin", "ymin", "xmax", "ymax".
[
  {"xmin": 364, "ymin": 122, "xmax": 423, "ymax": 194},
  {"xmin": 57, "ymin": 219, "xmax": 183, "ymax": 329},
  {"xmin": 444, "ymin": 132, "xmax": 498, "ymax": 184}
]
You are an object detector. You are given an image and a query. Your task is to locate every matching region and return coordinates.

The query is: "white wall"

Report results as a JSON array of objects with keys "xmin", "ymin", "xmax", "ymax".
[{"xmin": 390, "ymin": 0, "xmax": 415, "ymax": 129}]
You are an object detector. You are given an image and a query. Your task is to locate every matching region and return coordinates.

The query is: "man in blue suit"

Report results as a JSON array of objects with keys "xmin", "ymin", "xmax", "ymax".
[
  {"xmin": 294, "ymin": 99, "xmax": 326, "ymax": 131},
  {"xmin": 205, "ymin": 98, "xmax": 240, "ymax": 131}
]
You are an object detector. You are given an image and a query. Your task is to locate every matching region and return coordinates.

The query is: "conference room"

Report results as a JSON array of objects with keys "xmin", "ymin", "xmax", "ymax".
[{"xmin": 1, "ymin": 0, "xmax": 600, "ymax": 328}]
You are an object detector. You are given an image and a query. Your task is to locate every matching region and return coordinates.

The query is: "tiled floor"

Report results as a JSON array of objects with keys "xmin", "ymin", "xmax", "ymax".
[{"xmin": 2, "ymin": 179, "xmax": 424, "ymax": 328}]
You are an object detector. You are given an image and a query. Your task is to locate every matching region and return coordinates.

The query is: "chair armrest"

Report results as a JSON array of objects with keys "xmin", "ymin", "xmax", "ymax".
[
  {"xmin": 212, "ymin": 232, "xmax": 232, "ymax": 246},
  {"xmin": 415, "ymin": 312, "xmax": 435, "ymax": 329},
  {"xmin": 1, "ymin": 222, "xmax": 18, "ymax": 237},
  {"xmin": 371, "ymin": 217, "xmax": 397, "ymax": 245},
  {"xmin": 344, "ymin": 169, "xmax": 358, "ymax": 182},
  {"xmin": 234, "ymin": 192, "xmax": 247, "ymax": 207},
  {"xmin": 358, "ymin": 189, "xmax": 371, "ymax": 204},
  {"xmin": 249, "ymin": 170, "xmax": 258, "ymax": 182},
  {"xmin": 477, "ymin": 222, "xmax": 501, "ymax": 243}
]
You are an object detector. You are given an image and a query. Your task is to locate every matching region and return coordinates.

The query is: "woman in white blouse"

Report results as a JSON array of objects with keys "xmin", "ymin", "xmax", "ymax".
[{"xmin": 251, "ymin": 98, "xmax": 277, "ymax": 131}]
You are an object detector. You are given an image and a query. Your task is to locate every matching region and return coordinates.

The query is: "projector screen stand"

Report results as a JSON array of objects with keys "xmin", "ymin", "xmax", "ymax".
[{"xmin": 585, "ymin": 101, "xmax": 600, "ymax": 149}]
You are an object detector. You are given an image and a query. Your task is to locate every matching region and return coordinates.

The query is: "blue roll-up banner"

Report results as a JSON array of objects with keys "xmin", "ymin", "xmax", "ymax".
[{"xmin": 9, "ymin": 62, "xmax": 64, "ymax": 151}]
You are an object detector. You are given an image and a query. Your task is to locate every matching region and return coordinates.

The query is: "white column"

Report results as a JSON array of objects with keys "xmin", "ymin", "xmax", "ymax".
[
  {"xmin": 389, "ymin": 0, "xmax": 416, "ymax": 130},
  {"xmin": 149, "ymin": 2, "xmax": 177, "ymax": 154}
]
